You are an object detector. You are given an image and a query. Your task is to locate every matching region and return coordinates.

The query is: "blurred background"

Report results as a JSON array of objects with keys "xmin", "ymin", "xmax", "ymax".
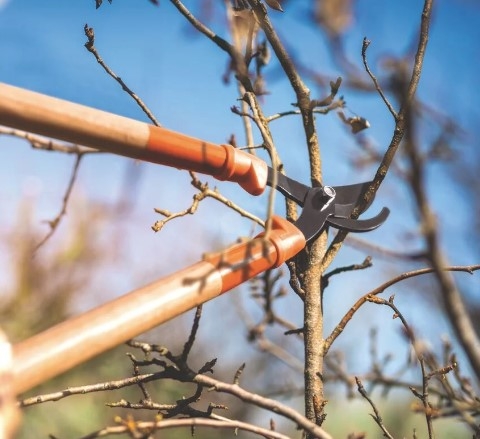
[{"xmin": 1, "ymin": 0, "xmax": 479, "ymax": 437}]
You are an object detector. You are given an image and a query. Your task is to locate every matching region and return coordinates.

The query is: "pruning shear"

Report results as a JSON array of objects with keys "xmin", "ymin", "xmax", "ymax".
[{"xmin": 0, "ymin": 83, "xmax": 389, "ymax": 394}]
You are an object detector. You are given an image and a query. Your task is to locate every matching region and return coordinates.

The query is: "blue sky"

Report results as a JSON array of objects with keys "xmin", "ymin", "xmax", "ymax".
[{"xmin": 1, "ymin": 0, "xmax": 479, "ymax": 385}]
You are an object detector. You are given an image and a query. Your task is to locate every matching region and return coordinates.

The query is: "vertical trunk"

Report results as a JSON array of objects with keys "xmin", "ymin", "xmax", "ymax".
[
  {"xmin": 296, "ymin": 96, "xmax": 325, "ymax": 432},
  {"xmin": 302, "ymin": 234, "xmax": 327, "ymax": 429}
]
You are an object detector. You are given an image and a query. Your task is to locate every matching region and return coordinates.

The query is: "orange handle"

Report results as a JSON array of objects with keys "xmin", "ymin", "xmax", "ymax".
[
  {"xmin": 12, "ymin": 217, "xmax": 305, "ymax": 394},
  {"xmin": 0, "ymin": 83, "xmax": 268, "ymax": 195}
]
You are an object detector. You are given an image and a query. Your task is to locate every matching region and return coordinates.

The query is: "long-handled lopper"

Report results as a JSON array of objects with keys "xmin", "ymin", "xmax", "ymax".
[{"xmin": 0, "ymin": 83, "xmax": 389, "ymax": 394}]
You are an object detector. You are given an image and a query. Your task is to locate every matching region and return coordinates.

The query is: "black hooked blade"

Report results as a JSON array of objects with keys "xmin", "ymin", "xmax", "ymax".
[
  {"xmin": 266, "ymin": 167, "xmax": 389, "ymax": 239},
  {"xmin": 332, "ymin": 181, "xmax": 376, "ymax": 218},
  {"xmin": 328, "ymin": 180, "xmax": 389, "ymax": 232},
  {"xmin": 266, "ymin": 166, "xmax": 310, "ymax": 206},
  {"xmin": 327, "ymin": 207, "xmax": 390, "ymax": 232}
]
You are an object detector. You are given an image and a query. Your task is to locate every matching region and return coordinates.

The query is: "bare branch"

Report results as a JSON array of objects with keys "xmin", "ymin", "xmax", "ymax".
[
  {"xmin": 267, "ymin": 100, "xmax": 344, "ymax": 123},
  {"xmin": 193, "ymin": 373, "xmax": 333, "ymax": 439},
  {"xmin": 77, "ymin": 417, "xmax": 292, "ymax": 439},
  {"xmin": 320, "ymin": 0, "xmax": 435, "ymax": 272},
  {"xmin": 152, "ymin": 172, "xmax": 264, "ymax": 232},
  {"xmin": 19, "ymin": 372, "xmax": 163, "ymax": 407},
  {"xmin": 0, "ymin": 126, "xmax": 99, "ymax": 155},
  {"xmin": 355, "ymin": 377, "xmax": 395, "ymax": 439},
  {"xmin": 180, "ymin": 305, "xmax": 203, "ymax": 361},
  {"xmin": 361, "ymin": 38, "xmax": 398, "ymax": 119},
  {"xmin": 35, "ymin": 154, "xmax": 83, "ymax": 251},
  {"xmin": 324, "ymin": 264, "xmax": 480, "ymax": 356},
  {"xmin": 365, "ymin": 296, "xmax": 436, "ymax": 438},
  {"xmin": 323, "ymin": 256, "xmax": 372, "ymax": 287},
  {"xmin": 84, "ymin": 24, "xmax": 160, "ymax": 126}
]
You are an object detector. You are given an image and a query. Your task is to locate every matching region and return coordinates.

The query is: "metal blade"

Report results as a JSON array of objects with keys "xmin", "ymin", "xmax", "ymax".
[
  {"xmin": 327, "ymin": 207, "xmax": 390, "ymax": 232},
  {"xmin": 266, "ymin": 167, "xmax": 310, "ymax": 206},
  {"xmin": 332, "ymin": 181, "xmax": 376, "ymax": 217}
]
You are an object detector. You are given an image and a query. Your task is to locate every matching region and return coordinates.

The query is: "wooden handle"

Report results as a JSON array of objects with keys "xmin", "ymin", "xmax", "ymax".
[
  {"xmin": 12, "ymin": 217, "xmax": 305, "ymax": 395},
  {"xmin": 0, "ymin": 82, "xmax": 268, "ymax": 195},
  {"xmin": 13, "ymin": 261, "xmax": 222, "ymax": 395}
]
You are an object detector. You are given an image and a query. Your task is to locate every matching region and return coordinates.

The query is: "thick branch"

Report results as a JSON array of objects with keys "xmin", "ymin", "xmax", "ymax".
[
  {"xmin": 193, "ymin": 373, "xmax": 333, "ymax": 439},
  {"xmin": 246, "ymin": 4, "xmax": 327, "ymax": 430}
]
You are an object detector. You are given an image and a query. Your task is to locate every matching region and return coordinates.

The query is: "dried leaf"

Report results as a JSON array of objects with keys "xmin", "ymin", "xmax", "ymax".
[
  {"xmin": 338, "ymin": 111, "xmax": 370, "ymax": 134},
  {"xmin": 264, "ymin": 0, "xmax": 284, "ymax": 12},
  {"xmin": 95, "ymin": 0, "xmax": 112, "ymax": 8},
  {"xmin": 315, "ymin": 0, "xmax": 353, "ymax": 36},
  {"xmin": 256, "ymin": 40, "xmax": 271, "ymax": 68}
]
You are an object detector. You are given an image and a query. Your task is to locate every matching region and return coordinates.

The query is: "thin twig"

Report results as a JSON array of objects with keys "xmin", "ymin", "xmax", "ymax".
[
  {"xmin": 77, "ymin": 417, "xmax": 291, "ymax": 439},
  {"xmin": 323, "ymin": 256, "xmax": 372, "ymax": 287},
  {"xmin": 35, "ymin": 154, "xmax": 83, "ymax": 251},
  {"xmin": 152, "ymin": 172, "xmax": 264, "ymax": 232},
  {"xmin": 267, "ymin": 101, "xmax": 344, "ymax": 123},
  {"xmin": 181, "ymin": 305, "xmax": 203, "ymax": 361},
  {"xmin": 355, "ymin": 377, "xmax": 395, "ymax": 439},
  {"xmin": 0, "ymin": 127, "xmax": 99, "ymax": 250},
  {"xmin": 19, "ymin": 372, "xmax": 164, "ymax": 407},
  {"xmin": 320, "ymin": 0, "xmax": 435, "ymax": 273},
  {"xmin": 361, "ymin": 38, "xmax": 398, "ymax": 119},
  {"xmin": 225, "ymin": 2, "xmax": 257, "ymax": 155},
  {"xmin": 169, "ymin": 0, "xmax": 252, "ymax": 90},
  {"xmin": 365, "ymin": 295, "xmax": 435, "ymax": 438},
  {"xmin": 0, "ymin": 126, "xmax": 99, "ymax": 155},
  {"xmin": 83, "ymin": 24, "xmax": 160, "ymax": 126}
]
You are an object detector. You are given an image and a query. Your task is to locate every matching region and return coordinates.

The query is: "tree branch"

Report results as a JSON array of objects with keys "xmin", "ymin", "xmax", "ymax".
[
  {"xmin": 78, "ymin": 417, "xmax": 291, "ymax": 439},
  {"xmin": 193, "ymin": 373, "xmax": 333, "ymax": 439},
  {"xmin": 320, "ymin": 0, "xmax": 435, "ymax": 272},
  {"xmin": 84, "ymin": 24, "xmax": 160, "ymax": 126},
  {"xmin": 323, "ymin": 264, "xmax": 480, "ymax": 356}
]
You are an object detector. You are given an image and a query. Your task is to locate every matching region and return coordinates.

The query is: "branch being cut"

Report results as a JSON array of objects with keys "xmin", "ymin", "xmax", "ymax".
[{"xmin": 246, "ymin": 2, "xmax": 328, "ymax": 429}]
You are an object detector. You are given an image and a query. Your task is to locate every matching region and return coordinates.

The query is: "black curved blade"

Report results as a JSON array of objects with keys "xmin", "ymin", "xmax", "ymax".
[
  {"xmin": 292, "ymin": 187, "xmax": 336, "ymax": 242},
  {"xmin": 266, "ymin": 167, "xmax": 310, "ymax": 206},
  {"xmin": 266, "ymin": 167, "xmax": 389, "ymax": 238},
  {"xmin": 327, "ymin": 207, "xmax": 390, "ymax": 233},
  {"xmin": 332, "ymin": 181, "xmax": 376, "ymax": 218}
]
